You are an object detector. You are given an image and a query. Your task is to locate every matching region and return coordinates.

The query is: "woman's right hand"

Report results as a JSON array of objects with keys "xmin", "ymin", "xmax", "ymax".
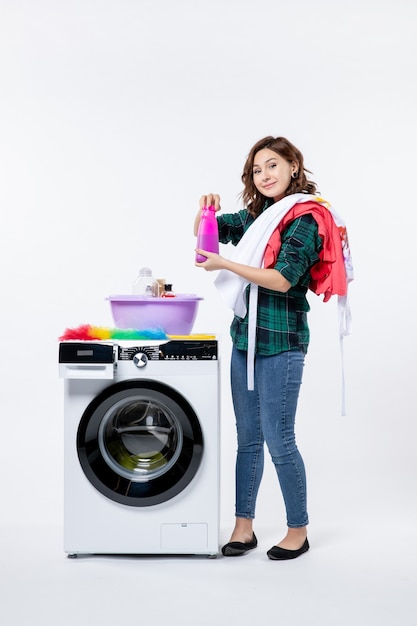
[
  {"xmin": 199, "ymin": 194, "xmax": 221, "ymax": 211},
  {"xmin": 194, "ymin": 194, "xmax": 221, "ymax": 235}
]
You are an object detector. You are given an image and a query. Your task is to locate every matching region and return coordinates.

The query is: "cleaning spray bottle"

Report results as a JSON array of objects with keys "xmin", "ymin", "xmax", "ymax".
[{"xmin": 195, "ymin": 205, "xmax": 219, "ymax": 263}]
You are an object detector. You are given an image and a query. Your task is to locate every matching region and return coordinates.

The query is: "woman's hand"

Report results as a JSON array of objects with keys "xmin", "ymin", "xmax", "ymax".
[
  {"xmin": 194, "ymin": 249, "xmax": 225, "ymax": 271},
  {"xmin": 199, "ymin": 193, "xmax": 221, "ymax": 211},
  {"xmin": 194, "ymin": 193, "xmax": 221, "ymax": 236}
]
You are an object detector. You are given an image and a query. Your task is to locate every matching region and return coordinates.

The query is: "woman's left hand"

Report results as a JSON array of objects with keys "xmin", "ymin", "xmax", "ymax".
[{"xmin": 195, "ymin": 249, "xmax": 225, "ymax": 271}]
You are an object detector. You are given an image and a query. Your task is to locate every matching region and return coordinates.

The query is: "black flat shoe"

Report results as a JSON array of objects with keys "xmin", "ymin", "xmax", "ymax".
[
  {"xmin": 221, "ymin": 533, "xmax": 258, "ymax": 557},
  {"xmin": 267, "ymin": 538, "xmax": 309, "ymax": 561}
]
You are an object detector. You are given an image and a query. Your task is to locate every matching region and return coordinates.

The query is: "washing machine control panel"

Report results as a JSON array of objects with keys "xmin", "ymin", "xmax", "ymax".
[{"xmin": 118, "ymin": 340, "xmax": 217, "ymax": 362}]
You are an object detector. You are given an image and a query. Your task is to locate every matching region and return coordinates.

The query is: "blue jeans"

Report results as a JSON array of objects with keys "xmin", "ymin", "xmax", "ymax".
[{"xmin": 230, "ymin": 346, "xmax": 308, "ymax": 528}]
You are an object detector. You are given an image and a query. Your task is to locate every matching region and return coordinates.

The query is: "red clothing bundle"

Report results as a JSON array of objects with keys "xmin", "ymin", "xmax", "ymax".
[{"xmin": 263, "ymin": 201, "xmax": 348, "ymax": 302}]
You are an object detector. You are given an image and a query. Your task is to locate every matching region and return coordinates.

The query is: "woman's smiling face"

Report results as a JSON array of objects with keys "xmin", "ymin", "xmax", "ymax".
[{"xmin": 252, "ymin": 148, "xmax": 297, "ymax": 202}]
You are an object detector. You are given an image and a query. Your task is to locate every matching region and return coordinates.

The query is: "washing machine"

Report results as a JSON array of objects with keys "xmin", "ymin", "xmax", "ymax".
[{"xmin": 59, "ymin": 338, "xmax": 220, "ymax": 557}]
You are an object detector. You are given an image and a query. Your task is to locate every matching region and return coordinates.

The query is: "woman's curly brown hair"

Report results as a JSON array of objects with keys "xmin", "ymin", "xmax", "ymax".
[{"xmin": 241, "ymin": 136, "xmax": 317, "ymax": 217}]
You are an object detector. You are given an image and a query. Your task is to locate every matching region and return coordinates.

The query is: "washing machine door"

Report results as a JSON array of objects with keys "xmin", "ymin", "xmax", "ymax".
[{"xmin": 77, "ymin": 379, "xmax": 203, "ymax": 506}]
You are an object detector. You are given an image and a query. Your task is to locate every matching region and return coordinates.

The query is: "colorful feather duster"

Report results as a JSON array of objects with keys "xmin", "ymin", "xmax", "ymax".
[{"xmin": 59, "ymin": 324, "xmax": 168, "ymax": 341}]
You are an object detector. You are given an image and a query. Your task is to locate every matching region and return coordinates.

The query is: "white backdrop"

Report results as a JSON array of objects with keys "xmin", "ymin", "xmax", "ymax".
[{"xmin": 0, "ymin": 0, "xmax": 415, "ymax": 533}]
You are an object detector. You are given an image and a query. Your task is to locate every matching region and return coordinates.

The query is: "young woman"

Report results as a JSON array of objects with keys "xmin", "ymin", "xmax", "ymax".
[{"xmin": 194, "ymin": 136, "xmax": 347, "ymax": 560}]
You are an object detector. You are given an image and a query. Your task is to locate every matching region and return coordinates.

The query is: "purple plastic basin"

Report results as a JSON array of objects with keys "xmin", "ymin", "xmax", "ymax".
[{"xmin": 108, "ymin": 294, "xmax": 203, "ymax": 335}]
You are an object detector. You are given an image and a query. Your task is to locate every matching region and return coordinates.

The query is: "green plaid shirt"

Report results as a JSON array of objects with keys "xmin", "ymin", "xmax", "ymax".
[{"xmin": 217, "ymin": 208, "xmax": 322, "ymax": 355}]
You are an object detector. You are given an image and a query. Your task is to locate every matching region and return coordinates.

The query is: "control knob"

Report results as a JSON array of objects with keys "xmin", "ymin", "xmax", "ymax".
[{"xmin": 133, "ymin": 352, "xmax": 148, "ymax": 368}]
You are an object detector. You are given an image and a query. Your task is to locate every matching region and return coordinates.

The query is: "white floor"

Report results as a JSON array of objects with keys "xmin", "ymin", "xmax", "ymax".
[{"xmin": 1, "ymin": 513, "xmax": 416, "ymax": 626}]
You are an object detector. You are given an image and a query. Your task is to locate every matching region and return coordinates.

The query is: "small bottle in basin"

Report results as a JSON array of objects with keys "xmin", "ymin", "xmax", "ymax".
[
  {"xmin": 161, "ymin": 284, "xmax": 176, "ymax": 297},
  {"xmin": 132, "ymin": 267, "xmax": 158, "ymax": 296},
  {"xmin": 195, "ymin": 205, "xmax": 219, "ymax": 263}
]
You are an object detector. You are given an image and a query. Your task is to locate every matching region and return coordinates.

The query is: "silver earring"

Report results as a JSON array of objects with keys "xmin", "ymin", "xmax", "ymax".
[{"xmin": 291, "ymin": 171, "xmax": 298, "ymax": 179}]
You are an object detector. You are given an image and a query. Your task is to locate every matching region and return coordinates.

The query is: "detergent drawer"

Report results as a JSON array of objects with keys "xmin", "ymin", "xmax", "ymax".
[{"xmin": 59, "ymin": 342, "xmax": 115, "ymax": 380}]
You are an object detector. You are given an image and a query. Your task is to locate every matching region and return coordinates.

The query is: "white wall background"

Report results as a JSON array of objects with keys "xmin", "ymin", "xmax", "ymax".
[{"xmin": 0, "ymin": 0, "xmax": 415, "ymax": 534}]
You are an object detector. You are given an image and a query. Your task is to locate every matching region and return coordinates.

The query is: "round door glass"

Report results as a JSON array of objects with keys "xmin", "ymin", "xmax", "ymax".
[
  {"xmin": 77, "ymin": 379, "xmax": 203, "ymax": 506},
  {"xmin": 98, "ymin": 395, "xmax": 183, "ymax": 481}
]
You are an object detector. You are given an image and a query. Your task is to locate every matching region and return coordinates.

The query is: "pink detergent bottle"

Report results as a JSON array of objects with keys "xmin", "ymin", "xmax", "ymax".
[{"xmin": 195, "ymin": 205, "xmax": 219, "ymax": 263}]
